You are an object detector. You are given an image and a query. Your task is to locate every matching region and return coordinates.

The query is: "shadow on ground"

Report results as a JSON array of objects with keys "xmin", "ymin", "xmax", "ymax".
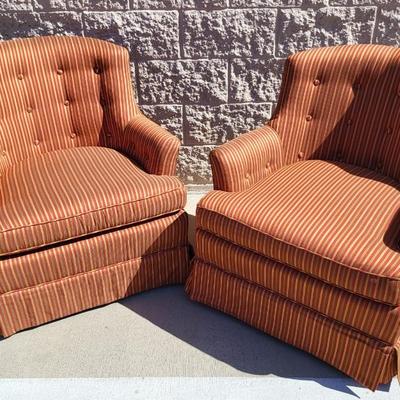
[{"xmin": 120, "ymin": 286, "xmax": 391, "ymax": 397}]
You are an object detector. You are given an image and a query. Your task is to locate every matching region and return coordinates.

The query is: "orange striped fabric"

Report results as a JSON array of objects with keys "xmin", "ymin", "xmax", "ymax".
[
  {"xmin": 188, "ymin": 44, "xmax": 400, "ymax": 389},
  {"xmin": 186, "ymin": 261, "xmax": 398, "ymax": 391},
  {"xmin": 210, "ymin": 125, "xmax": 283, "ymax": 192},
  {"xmin": 0, "ymin": 211, "xmax": 188, "ymax": 337},
  {"xmin": 1, "ymin": 146, "xmax": 186, "ymax": 256},
  {"xmin": 0, "ymin": 211, "xmax": 187, "ymax": 295},
  {"xmin": 0, "ymin": 36, "xmax": 180, "ymax": 178},
  {"xmin": 210, "ymin": 45, "xmax": 400, "ymax": 193},
  {"xmin": 198, "ymin": 160, "xmax": 400, "ymax": 306},
  {"xmin": 0, "ymin": 36, "xmax": 136, "ymax": 175},
  {"xmin": 0, "ymin": 36, "xmax": 188, "ymax": 336},
  {"xmin": 196, "ymin": 230, "xmax": 400, "ymax": 345},
  {"xmin": 1, "ymin": 247, "xmax": 188, "ymax": 338},
  {"xmin": 270, "ymin": 44, "xmax": 400, "ymax": 182},
  {"xmin": 123, "ymin": 115, "xmax": 181, "ymax": 176}
]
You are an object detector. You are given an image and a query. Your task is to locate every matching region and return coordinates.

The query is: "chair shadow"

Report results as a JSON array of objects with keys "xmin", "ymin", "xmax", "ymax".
[
  {"xmin": 188, "ymin": 213, "xmax": 196, "ymax": 248},
  {"xmin": 119, "ymin": 286, "xmax": 392, "ymax": 397}
]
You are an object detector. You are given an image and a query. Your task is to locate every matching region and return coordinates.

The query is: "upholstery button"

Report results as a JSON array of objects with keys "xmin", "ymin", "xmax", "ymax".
[
  {"xmin": 246, "ymin": 173, "xmax": 250, "ymax": 179},
  {"xmin": 2, "ymin": 150, "xmax": 6, "ymax": 156},
  {"xmin": 33, "ymin": 139, "xmax": 40, "ymax": 146},
  {"xmin": 266, "ymin": 162, "xmax": 270, "ymax": 168},
  {"xmin": 313, "ymin": 79, "xmax": 320, "ymax": 86},
  {"xmin": 106, "ymin": 133, "xmax": 112, "ymax": 138},
  {"xmin": 57, "ymin": 69, "xmax": 64, "ymax": 75},
  {"xmin": 70, "ymin": 133, "xmax": 77, "ymax": 139},
  {"xmin": 17, "ymin": 74, "xmax": 24, "ymax": 80},
  {"xmin": 306, "ymin": 115, "xmax": 312, "ymax": 121},
  {"xmin": 386, "ymin": 127, "xmax": 392, "ymax": 135},
  {"xmin": 376, "ymin": 162, "xmax": 383, "ymax": 170},
  {"xmin": 298, "ymin": 151, "xmax": 304, "ymax": 159},
  {"xmin": 94, "ymin": 67, "xmax": 100, "ymax": 74},
  {"xmin": 64, "ymin": 100, "xmax": 70, "ymax": 106},
  {"xmin": 353, "ymin": 83, "xmax": 360, "ymax": 90},
  {"xmin": 346, "ymin": 119, "xmax": 352, "ymax": 126},
  {"xmin": 27, "ymin": 107, "xmax": 33, "ymax": 113}
]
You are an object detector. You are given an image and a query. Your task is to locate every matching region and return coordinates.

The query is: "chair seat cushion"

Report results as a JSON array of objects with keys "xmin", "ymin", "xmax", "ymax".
[
  {"xmin": 197, "ymin": 160, "xmax": 400, "ymax": 305},
  {"xmin": 0, "ymin": 146, "xmax": 186, "ymax": 256}
]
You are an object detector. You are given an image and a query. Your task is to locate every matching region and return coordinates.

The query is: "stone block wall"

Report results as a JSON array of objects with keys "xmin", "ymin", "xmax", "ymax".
[{"xmin": 0, "ymin": 0, "xmax": 399, "ymax": 183}]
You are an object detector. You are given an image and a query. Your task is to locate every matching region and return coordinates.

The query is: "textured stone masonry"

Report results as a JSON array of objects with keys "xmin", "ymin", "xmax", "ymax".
[{"xmin": 0, "ymin": 0, "xmax": 399, "ymax": 183}]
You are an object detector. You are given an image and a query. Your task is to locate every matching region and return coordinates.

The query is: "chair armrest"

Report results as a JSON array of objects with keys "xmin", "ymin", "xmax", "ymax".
[
  {"xmin": 210, "ymin": 125, "xmax": 284, "ymax": 192},
  {"xmin": 122, "ymin": 114, "xmax": 180, "ymax": 176}
]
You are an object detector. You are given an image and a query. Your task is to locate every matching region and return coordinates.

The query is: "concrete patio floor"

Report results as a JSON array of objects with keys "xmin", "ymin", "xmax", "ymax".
[{"xmin": 0, "ymin": 188, "xmax": 399, "ymax": 399}]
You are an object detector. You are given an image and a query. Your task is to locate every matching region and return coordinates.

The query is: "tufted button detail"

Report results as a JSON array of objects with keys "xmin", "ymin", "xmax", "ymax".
[
  {"xmin": 2, "ymin": 150, "xmax": 6, "ymax": 157},
  {"xmin": 94, "ymin": 66, "xmax": 100, "ymax": 74},
  {"xmin": 346, "ymin": 119, "xmax": 352, "ymax": 126},
  {"xmin": 337, "ymin": 152, "xmax": 343, "ymax": 161},
  {"xmin": 305, "ymin": 115, "xmax": 313, "ymax": 122},
  {"xmin": 353, "ymin": 82, "xmax": 360, "ymax": 90},
  {"xmin": 266, "ymin": 162, "xmax": 271, "ymax": 169},
  {"xmin": 313, "ymin": 79, "xmax": 320, "ymax": 86},
  {"xmin": 386, "ymin": 127, "xmax": 393, "ymax": 136},
  {"xmin": 17, "ymin": 74, "xmax": 24, "ymax": 80},
  {"xmin": 70, "ymin": 132, "xmax": 77, "ymax": 139},
  {"xmin": 33, "ymin": 139, "xmax": 40, "ymax": 146},
  {"xmin": 106, "ymin": 133, "xmax": 112, "ymax": 138},
  {"xmin": 26, "ymin": 107, "xmax": 33, "ymax": 113},
  {"xmin": 376, "ymin": 161, "xmax": 383, "ymax": 171},
  {"xmin": 57, "ymin": 69, "xmax": 64, "ymax": 75},
  {"xmin": 298, "ymin": 151, "xmax": 304, "ymax": 159},
  {"xmin": 64, "ymin": 100, "xmax": 70, "ymax": 106}
]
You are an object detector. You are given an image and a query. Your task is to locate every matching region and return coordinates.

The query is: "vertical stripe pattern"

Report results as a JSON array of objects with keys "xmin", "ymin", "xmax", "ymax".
[
  {"xmin": 210, "ymin": 125, "xmax": 284, "ymax": 192},
  {"xmin": 186, "ymin": 261, "xmax": 397, "ymax": 391},
  {"xmin": 270, "ymin": 44, "xmax": 400, "ymax": 181},
  {"xmin": 196, "ymin": 230, "xmax": 400, "ymax": 344},
  {"xmin": 1, "ymin": 246, "xmax": 189, "ymax": 338},
  {"xmin": 0, "ymin": 36, "xmax": 188, "ymax": 336},
  {"xmin": 0, "ymin": 36, "xmax": 180, "ymax": 178},
  {"xmin": 190, "ymin": 44, "xmax": 400, "ymax": 389},
  {"xmin": 1, "ymin": 146, "xmax": 186, "ymax": 255},
  {"xmin": 0, "ymin": 210, "xmax": 189, "ymax": 338},
  {"xmin": 123, "ymin": 115, "xmax": 181, "ymax": 176},
  {"xmin": 0, "ymin": 36, "xmax": 137, "ymax": 175},
  {"xmin": 197, "ymin": 160, "xmax": 400, "ymax": 305},
  {"xmin": 0, "ymin": 211, "xmax": 188, "ymax": 294}
]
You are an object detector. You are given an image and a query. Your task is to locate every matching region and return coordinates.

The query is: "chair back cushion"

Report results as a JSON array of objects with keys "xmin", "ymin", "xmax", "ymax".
[
  {"xmin": 269, "ymin": 44, "xmax": 400, "ymax": 180},
  {"xmin": 0, "ymin": 36, "xmax": 138, "ymax": 175}
]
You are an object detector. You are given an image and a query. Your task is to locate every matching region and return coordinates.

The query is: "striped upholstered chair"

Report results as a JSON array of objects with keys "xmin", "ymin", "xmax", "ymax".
[
  {"xmin": 186, "ymin": 44, "xmax": 400, "ymax": 390},
  {"xmin": 0, "ymin": 36, "xmax": 190, "ymax": 337}
]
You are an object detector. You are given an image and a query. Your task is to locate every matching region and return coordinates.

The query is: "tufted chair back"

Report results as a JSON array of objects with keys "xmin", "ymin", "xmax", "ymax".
[
  {"xmin": 0, "ymin": 36, "xmax": 139, "ymax": 176},
  {"xmin": 269, "ymin": 44, "xmax": 400, "ymax": 181}
]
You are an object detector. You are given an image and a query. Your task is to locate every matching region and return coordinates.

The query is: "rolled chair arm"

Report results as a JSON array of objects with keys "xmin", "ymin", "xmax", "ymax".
[
  {"xmin": 210, "ymin": 125, "xmax": 284, "ymax": 192},
  {"xmin": 122, "ymin": 114, "xmax": 180, "ymax": 176}
]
